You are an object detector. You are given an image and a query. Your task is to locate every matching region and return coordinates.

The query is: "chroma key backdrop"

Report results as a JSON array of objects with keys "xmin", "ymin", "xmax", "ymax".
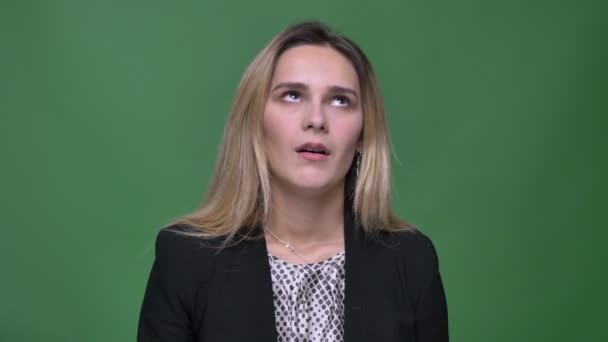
[{"xmin": 1, "ymin": 1, "xmax": 606, "ymax": 341}]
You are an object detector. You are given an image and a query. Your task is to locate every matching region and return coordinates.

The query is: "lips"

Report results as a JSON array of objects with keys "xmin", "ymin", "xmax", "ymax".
[{"xmin": 295, "ymin": 142, "xmax": 330, "ymax": 155}]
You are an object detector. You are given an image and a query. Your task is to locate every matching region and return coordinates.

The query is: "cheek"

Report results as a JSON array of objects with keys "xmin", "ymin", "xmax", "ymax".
[
  {"xmin": 262, "ymin": 106, "xmax": 294, "ymax": 163},
  {"xmin": 336, "ymin": 115, "xmax": 363, "ymax": 150},
  {"xmin": 264, "ymin": 108, "xmax": 286, "ymax": 144}
]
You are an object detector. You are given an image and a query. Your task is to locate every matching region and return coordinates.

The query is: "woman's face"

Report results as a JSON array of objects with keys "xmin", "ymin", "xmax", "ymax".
[{"xmin": 263, "ymin": 44, "xmax": 363, "ymax": 195}]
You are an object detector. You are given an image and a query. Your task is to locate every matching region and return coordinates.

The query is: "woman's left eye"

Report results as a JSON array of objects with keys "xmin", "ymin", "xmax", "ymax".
[
  {"xmin": 282, "ymin": 91, "xmax": 301, "ymax": 102},
  {"xmin": 332, "ymin": 96, "xmax": 350, "ymax": 106}
]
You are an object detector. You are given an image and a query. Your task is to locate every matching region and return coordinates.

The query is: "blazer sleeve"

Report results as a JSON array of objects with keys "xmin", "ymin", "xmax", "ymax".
[
  {"xmin": 415, "ymin": 234, "xmax": 449, "ymax": 342},
  {"xmin": 137, "ymin": 229, "xmax": 200, "ymax": 342}
]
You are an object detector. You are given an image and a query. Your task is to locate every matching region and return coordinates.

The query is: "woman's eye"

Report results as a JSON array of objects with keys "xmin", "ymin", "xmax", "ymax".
[
  {"xmin": 332, "ymin": 96, "xmax": 350, "ymax": 107},
  {"xmin": 282, "ymin": 91, "xmax": 301, "ymax": 102}
]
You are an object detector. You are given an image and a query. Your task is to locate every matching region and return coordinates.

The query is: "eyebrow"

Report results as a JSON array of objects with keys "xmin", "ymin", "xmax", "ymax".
[{"xmin": 271, "ymin": 82, "xmax": 359, "ymax": 99}]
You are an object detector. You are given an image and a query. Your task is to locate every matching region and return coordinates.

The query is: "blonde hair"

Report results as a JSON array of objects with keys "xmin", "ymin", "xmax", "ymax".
[{"xmin": 168, "ymin": 21, "xmax": 412, "ymax": 243}]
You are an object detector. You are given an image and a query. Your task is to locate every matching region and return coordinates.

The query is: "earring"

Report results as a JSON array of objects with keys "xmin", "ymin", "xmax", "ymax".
[{"xmin": 355, "ymin": 151, "xmax": 361, "ymax": 178}]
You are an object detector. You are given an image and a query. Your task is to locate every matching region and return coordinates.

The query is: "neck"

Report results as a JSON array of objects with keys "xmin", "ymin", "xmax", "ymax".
[{"xmin": 266, "ymin": 181, "xmax": 345, "ymax": 246}]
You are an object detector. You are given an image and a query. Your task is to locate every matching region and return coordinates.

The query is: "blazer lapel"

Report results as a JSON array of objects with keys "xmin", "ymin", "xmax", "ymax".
[
  {"xmin": 210, "ymin": 225, "xmax": 278, "ymax": 341},
  {"xmin": 343, "ymin": 202, "xmax": 371, "ymax": 341},
  {"xmin": 242, "ymin": 231, "xmax": 279, "ymax": 340}
]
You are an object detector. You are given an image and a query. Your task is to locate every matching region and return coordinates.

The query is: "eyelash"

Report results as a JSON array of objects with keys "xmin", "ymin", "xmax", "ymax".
[{"xmin": 280, "ymin": 91, "xmax": 351, "ymax": 106}]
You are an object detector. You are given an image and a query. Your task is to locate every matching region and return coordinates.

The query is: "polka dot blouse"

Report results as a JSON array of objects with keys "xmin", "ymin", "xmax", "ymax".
[{"xmin": 268, "ymin": 251, "xmax": 346, "ymax": 342}]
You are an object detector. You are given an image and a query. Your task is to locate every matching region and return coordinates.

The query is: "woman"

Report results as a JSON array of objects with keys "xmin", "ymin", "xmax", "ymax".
[{"xmin": 138, "ymin": 21, "xmax": 448, "ymax": 341}]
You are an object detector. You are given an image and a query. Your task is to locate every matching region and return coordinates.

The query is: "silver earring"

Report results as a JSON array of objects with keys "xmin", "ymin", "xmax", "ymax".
[{"xmin": 356, "ymin": 151, "xmax": 361, "ymax": 178}]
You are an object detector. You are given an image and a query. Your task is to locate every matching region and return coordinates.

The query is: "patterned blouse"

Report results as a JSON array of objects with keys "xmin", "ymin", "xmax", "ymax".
[{"xmin": 268, "ymin": 251, "xmax": 346, "ymax": 342}]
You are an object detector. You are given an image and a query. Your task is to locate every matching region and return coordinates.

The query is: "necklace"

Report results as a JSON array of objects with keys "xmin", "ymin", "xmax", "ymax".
[
  {"xmin": 265, "ymin": 226, "xmax": 346, "ymax": 340},
  {"xmin": 264, "ymin": 226, "xmax": 312, "ymax": 264}
]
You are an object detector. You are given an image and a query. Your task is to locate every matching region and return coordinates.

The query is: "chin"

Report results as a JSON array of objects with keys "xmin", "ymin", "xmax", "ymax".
[
  {"xmin": 272, "ymin": 171, "xmax": 340, "ymax": 195},
  {"xmin": 290, "ymin": 178, "xmax": 339, "ymax": 194}
]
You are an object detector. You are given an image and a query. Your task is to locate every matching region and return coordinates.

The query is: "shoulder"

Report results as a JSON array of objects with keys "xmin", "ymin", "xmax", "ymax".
[
  {"xmin": 139, "ymin": 225, "xmax": 227, "ymax": 334},
  {"xmin": 382, "ymin": 227, "xmax": 441, "ymax": 267},
  {"xmin": 152, "ymin": 224, "xmax": 224, "ymax": 283},
  {"xmin": 155, "ymin": 224, "xmax": 219, "ymax": 257},
  {"xmin": 376, "ymin": 227, "xmax": 443, "ymax": 289}
]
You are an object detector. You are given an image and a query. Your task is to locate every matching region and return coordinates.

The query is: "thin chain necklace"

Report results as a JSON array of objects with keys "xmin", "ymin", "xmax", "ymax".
[
  {"xmin": 265, "ymin": 227, "xmax": 346, "ymax": 341},
  {"xmin": 264, "ymin": 226, "xmax": 313, "ymax": 264}
]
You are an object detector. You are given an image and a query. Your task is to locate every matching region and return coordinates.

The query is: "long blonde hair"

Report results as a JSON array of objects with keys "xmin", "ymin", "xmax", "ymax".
[{"xmin": 168, "ymin": 21, "xmax": 412, "ymax": 243}]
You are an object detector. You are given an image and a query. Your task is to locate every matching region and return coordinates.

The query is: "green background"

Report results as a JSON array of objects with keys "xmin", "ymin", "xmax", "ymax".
[{"xmin": 1, "ymin": 0, "xmax": 606, "ymax": 341}]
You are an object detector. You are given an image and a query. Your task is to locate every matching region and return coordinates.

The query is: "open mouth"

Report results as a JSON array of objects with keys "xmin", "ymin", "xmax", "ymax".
[
  {"xmin": 295, "ymin": 142, "xmax": 330, "ymax": 161},
  {"xmin": 295, "ymin": 147, "xmax": 329, "ymax": 155},
  {"xmin": 295, "ymin": 143, "xmax": 330, "ymax": 156}
]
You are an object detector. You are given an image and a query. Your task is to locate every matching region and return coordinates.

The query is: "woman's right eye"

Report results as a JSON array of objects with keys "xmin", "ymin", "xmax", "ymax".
[{"xmin": 281, "ymin": 91, "xmax": 301, "ymax": 102}]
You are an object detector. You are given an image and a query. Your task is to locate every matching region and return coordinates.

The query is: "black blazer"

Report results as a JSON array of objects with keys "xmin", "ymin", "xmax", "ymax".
[{"xmin": 137, "ymin": 206, "xmax": 449, "ymax": 341}]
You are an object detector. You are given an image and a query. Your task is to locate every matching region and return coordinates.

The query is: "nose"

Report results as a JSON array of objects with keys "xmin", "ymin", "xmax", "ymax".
[{"xmin": 302, "ymin": 102, "xmax": 327, "ymax": 132}]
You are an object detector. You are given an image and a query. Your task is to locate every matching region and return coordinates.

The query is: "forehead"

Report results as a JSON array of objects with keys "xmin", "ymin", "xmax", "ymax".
[{"xmin": 271, "ymin": 45, "xmax": 360, "ymax": 91}]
